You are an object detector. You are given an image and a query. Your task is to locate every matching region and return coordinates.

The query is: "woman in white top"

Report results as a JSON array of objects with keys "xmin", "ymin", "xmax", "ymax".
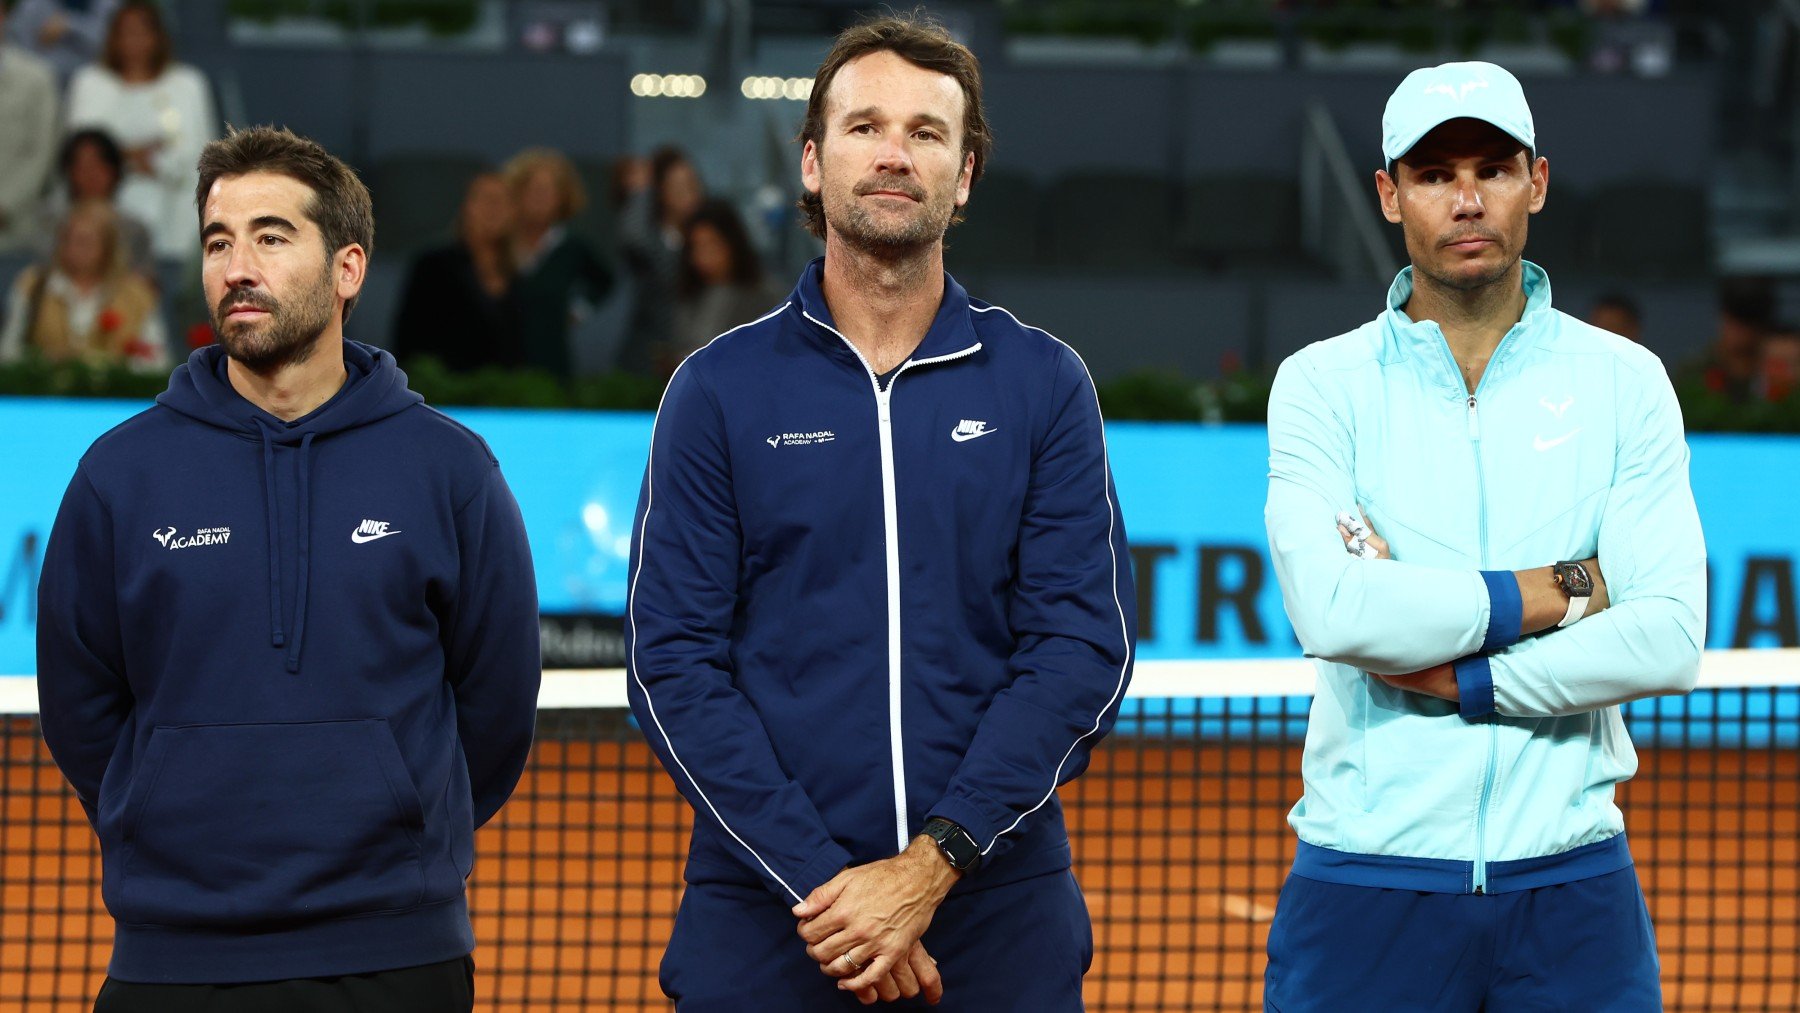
[{"xmin": 65, "ymin": 2, "xmax": 215, "ymax": 261}]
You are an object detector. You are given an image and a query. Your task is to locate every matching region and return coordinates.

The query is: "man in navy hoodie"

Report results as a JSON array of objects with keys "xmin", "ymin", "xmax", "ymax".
[
  {"xmin": 627, "ymin": 13, "xmax": 1135, "ymax": 1011},
  {"xmin": 36, "ymin": 125, "xmax": 541, "ymax": 1011}
]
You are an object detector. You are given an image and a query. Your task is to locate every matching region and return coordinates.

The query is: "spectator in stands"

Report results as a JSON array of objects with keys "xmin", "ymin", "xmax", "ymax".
[
  {"xmin": 617, "ymin": 145, "xmax": 704, "ymax": 374},
  {"xmin": 0, "ymin": 1, "xmax": 59, "ymax": 254},
  {"xmin": 1759, "ymin": 323, "xmax": 1800, "ymax": 402},
  {"xmin": 3, "ymin": 0, "xmax": 117, "ymax": 81},
  {"xmin": 1588, "ymin": 293, "xmax": 1641, "ymax": 343},
  {"xmin": 1683, "ymin": 276, "xmax": 1772, "ymax": 404},
  {"xmin": 393, "ymin": 170, "xmax": 524, "ymax": 374},
  {"xmin": 66, "ymin": 1, "xmax": 216, "ymax": 261},
  {"xmin": 0, "ymin": 198, "xmax": 166, "ymax": 369},
  {"xmin": 38, "ymin": 129, "xmax": 155, "ymax": 275},
  {"xmin": 668, "ymin": 198, "xmax": 782, "ymax": 369},
  {"xmin": 505, "ymin": 146, "xmax": 614, "ymax": 378}
]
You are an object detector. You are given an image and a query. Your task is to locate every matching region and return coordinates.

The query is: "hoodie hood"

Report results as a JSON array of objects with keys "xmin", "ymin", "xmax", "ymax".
[
  {"xmin": 158, "ymin": 339, "xmax": 423, "ymax": 439},
  {"xmin": 155, "ymin": 340, "xmax": 424, "ymax": 672}
]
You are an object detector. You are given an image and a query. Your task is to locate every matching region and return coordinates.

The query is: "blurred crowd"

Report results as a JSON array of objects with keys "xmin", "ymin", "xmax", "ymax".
[
  {"xmin": 0, "ymin": 0, "xmax": 1788, "ymax": 401},
  {"xmin": 1584, "ymin": 282, "xmax": 1800, "ymax": 406},
  {"xmin": 0, "ymin": 0, "xmax": 786, "ymax": 381},
  {"xmin": 0, "ymin": 0, "xmax": 211, "ymax": 370},
  {"xmin": 1680, "ymin": 278, "xmax": 1800, "ymax": 405},
  {"xmin": 391, "ymin": 143, "xmax": 784, "ymax": 381}
]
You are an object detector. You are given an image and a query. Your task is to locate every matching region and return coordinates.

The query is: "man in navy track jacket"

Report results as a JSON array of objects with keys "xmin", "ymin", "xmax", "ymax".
[{"xmin": 626, "ymin": 14, "xmax": 1135, "ymax": 1012}]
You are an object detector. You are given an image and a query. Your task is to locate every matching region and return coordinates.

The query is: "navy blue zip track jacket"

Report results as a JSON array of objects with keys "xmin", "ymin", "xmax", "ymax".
[
  {"xmin": 626, "ymin": 261, "xmax": 1136, "ymax": 904},
  {"xmin": 35, "ymin": 342, "xmax": 541, "ymax": 984}
]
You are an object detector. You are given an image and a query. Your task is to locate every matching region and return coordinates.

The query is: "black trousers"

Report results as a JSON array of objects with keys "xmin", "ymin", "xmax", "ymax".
[{"xmin": 94, "ymin": 956, "xmax": 475, "ymax": 1013}]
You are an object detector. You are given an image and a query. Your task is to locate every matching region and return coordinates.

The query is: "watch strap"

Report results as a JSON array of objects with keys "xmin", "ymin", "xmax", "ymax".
[
  {"xmin": 921, "ymin": 817, "xmax": 979, "ymax": 872},
  {"xmin": 1558, "ymin": 594, "xmax": 1588, "ymax": 628}
]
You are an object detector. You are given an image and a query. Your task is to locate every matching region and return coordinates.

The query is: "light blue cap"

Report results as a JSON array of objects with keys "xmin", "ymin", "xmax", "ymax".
[{"xmin": 1381, "ymin": 61, "xmax": 1535, "ymax": 165}]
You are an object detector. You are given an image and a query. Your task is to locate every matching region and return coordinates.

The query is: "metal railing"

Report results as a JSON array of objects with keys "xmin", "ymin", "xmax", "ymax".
[{"xmin": 1299, "ymin": 100, "xmax": 1399, "ymax": 282}]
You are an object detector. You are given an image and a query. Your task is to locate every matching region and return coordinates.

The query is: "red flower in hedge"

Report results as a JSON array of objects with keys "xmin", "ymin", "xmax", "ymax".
[{"xmin": 98, "ymin": 308, "xmax": 123, "ymax": 333}]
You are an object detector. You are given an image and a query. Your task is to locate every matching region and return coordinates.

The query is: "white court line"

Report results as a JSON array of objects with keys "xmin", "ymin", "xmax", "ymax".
[{"xmin": 5, "ymin": 649, "xmax": 1795, "ymax": 714}]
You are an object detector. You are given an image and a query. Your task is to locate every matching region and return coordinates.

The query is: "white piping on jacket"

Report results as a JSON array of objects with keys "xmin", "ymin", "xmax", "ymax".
[
  {"xmin": 969, "ymin": 302, "xmax": 1133, "ymax": 854},
  {"xmin": 627, "ymin": 303, "xmax": 811, "ymax": 903}
]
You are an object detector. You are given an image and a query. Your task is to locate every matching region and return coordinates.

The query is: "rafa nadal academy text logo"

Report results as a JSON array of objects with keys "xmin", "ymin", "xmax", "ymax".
[
  {"xmin": 765, "ymin": 430, "xmax": 836, "ymax": 448},
  {"xmin": 153, "ymin": 525, "xmax": 232, "ymax": 550}
]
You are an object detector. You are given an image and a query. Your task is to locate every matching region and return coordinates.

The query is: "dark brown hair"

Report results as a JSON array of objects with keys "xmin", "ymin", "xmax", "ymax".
[
  {"xmin": 103, "ymin": 2, "xmax": 172, "ymax": 78},
  {"xmin": 649, "ymin": 144, "xmax": 697, "ymax": 226},
  {"xmin": 678, "ymin": 198, "xmax": 764, "ymax": 298},
  {"xmin": 195, "ymin": 125, "xmax": 376, "ymax": 322},
  {"xmin": 796, "ymin": 11, "xmax": 991, "ymax": 239}
]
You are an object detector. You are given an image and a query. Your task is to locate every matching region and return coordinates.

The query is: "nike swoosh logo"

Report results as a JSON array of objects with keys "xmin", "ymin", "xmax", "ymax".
[
  {"xmin": 351, "ymin": 529, "xmax": 402, "ymax": 544},
  {"xmin": 1533, "ymin": 428, "xmax": 1581, "ymax": 452},
  {"xmin": 950, "ymin": 428, "xmax": 997, "ymax": 443}
]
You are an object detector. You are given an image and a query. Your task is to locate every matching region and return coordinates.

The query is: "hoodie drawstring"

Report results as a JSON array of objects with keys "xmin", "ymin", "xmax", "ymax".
[
  {"xmin": 285, "ymin": 431, "xmax": 315, "ymax": 673},
  {"xmin": 257, "ymin": 421, "xmax": 286, "ymax": 650},
  {"xmin": 254, "ymin": 419, "xmax": 316, "ymax": 674}
]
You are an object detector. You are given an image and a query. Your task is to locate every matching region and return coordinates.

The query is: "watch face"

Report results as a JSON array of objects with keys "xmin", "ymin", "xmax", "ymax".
[
  {"xmin": 1557, "ymin": 563, "xmax": 1593, "ymax": 596},
  {"xmin": 926, "ymin": 819, "xmax": 980, "ymax": 870}
]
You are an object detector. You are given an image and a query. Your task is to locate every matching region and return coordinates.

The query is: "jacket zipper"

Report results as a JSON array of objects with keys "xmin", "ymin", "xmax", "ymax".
[
  {"xmin": 1442, "ymin": 324, "xmax": 1507, "ymax": 896},
  {"xmin": 1466, "ymin": 392, "xmax": 1497, "ymax": 894},
  {"xmin": 802, "ymin": 309, "xmax": 981, "ymax": 853}
]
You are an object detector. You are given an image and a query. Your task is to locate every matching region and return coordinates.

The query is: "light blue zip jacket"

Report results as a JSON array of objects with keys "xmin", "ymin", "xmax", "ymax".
[{"xmin": 1265, "ymin": 263, "xmax": 1705, "ymax": 894}]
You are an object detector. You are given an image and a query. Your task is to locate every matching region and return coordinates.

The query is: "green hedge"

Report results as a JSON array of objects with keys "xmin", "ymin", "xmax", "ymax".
[{"xmin": 3, "ymin": 358, "xmax": 1795, "ymax": 432}]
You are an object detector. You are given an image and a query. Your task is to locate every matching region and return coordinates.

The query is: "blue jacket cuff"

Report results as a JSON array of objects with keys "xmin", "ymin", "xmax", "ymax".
[
  {"xmin": 928, "ymin": 795, "xmax": 999, "ymax": 857},
  {"xmin": 1478, "ymin": 570, "xmax": 1522, "ymax": 652},
  {"xmin": 1454, "ymin": 654, "xmax": 1496, "ymax": 721}
]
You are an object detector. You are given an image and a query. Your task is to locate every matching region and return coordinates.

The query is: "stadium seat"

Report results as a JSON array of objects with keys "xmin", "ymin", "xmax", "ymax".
[
  {"xmin": 1584, "ymin": 181, "xmax": 1711, "ymax": 280},
  {"xmin": 1523, "ymin": 183, "xmax": 1587, "ymax": 278},
  {"xmin": 1180, "ymin": 174, "xmax": 1300, "ymax": 270},
  {"xmin": 981, "ymin": 272, "xmax": 1251, "ymax": 380},
  {"xmin": 352, "ymin": 260, "xmax": 406, "ymax": 351},
  {"xmin": 1044, "ymin": 172, "xmax": 1178, "ymax": 270},
  {"xmin": 944, "ymin": 169, "xmax": 1042, "ymax": 275},
  {"xmin": 1262, "ymin": 279, "xmax": 1378, "ymax": 365},
  {"xmin": 368, "ymin": 153, "xmax": 492, "ymax": 256}
]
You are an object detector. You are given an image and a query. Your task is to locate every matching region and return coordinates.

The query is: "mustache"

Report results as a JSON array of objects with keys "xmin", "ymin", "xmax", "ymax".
[
  {"xmin": 853, "ymin": 176, "xmax": 926, "ymax": 201},
  {"xmin": 1439, "ymin": 226, "xmax": 1503, "ymax": 247},
  {"xmin": 217, "ymin": 289, "xmax": 278, "ymax": 316}
]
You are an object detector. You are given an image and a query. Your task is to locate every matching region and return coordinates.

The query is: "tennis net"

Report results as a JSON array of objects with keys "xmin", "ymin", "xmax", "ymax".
[{"xmin": 2, "ymin": 653, "xmax": 1795, "ymax": 1011}]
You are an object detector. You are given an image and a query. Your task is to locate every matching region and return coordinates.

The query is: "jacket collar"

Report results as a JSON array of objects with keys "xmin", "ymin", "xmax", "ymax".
[
  {"xmin": 788, "ymin": 257, "xmax": 983, "ymax": 368},
  {"xmin": 1381, "ymin": 259, "xmax": 1555, "ymax": 390}
]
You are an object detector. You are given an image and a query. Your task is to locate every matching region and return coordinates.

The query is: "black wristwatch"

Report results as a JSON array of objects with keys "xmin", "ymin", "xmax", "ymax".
[
  {"xmin": 921, "ymin": 817, "xmax": 980, "ymax": 873},
  {"xmin": 1552, "ymin": 560, "xmax": 1593, "ymax": 628}
]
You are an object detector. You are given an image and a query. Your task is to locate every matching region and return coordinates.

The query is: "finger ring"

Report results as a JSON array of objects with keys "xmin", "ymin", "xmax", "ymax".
[{"xmin": 842, "ymin": 953, "xmax": 867, "ymax": 972}]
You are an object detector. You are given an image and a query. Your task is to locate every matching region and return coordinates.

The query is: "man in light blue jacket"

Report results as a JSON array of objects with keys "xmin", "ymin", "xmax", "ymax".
[{"xmin": 1263, "ymin": 61, "xmax": 1705, "ymax": 1011}]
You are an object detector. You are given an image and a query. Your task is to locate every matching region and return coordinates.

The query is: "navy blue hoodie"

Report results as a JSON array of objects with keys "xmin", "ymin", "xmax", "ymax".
[{"xmin": 36, "ymin": 341, "xmax": 540, "ymax": 984}]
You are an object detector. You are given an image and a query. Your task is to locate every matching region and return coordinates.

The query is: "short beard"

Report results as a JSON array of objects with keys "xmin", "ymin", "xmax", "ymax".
[
  {"xmin": 1417, "ymin": 255, "xmax": 1517, "ymax": 294},
  {"xmin": 822, "ymin": 171, "xmax": 957, "ymax": 256},
  {"xmin": 1413, "ymin": 225, "xmax": 1518, "ymax": 294},
  {"xmin": 212, "ymin": 265, "xmax": 337, "ymax": 372}
]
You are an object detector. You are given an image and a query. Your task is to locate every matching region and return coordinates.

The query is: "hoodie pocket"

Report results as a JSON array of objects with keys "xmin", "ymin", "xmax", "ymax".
[{"xmin": 107, "ymin": 719, "xmax": 426, "ymax": 928}]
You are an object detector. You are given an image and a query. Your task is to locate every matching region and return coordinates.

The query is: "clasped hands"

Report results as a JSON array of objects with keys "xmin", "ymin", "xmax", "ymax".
[
  {"xmin": 791, "ymin": 835, "xmax": 960, "ymax": 1005},
  {"xmin": 1337, "ymin": 511, "xmax": 1611, "ymax": 701}
]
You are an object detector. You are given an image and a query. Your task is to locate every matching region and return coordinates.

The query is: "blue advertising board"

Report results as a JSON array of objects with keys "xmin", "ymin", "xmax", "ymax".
[{"xmin": 0, "ymin": 398, "xmax": 1794, "ymax": 676}]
